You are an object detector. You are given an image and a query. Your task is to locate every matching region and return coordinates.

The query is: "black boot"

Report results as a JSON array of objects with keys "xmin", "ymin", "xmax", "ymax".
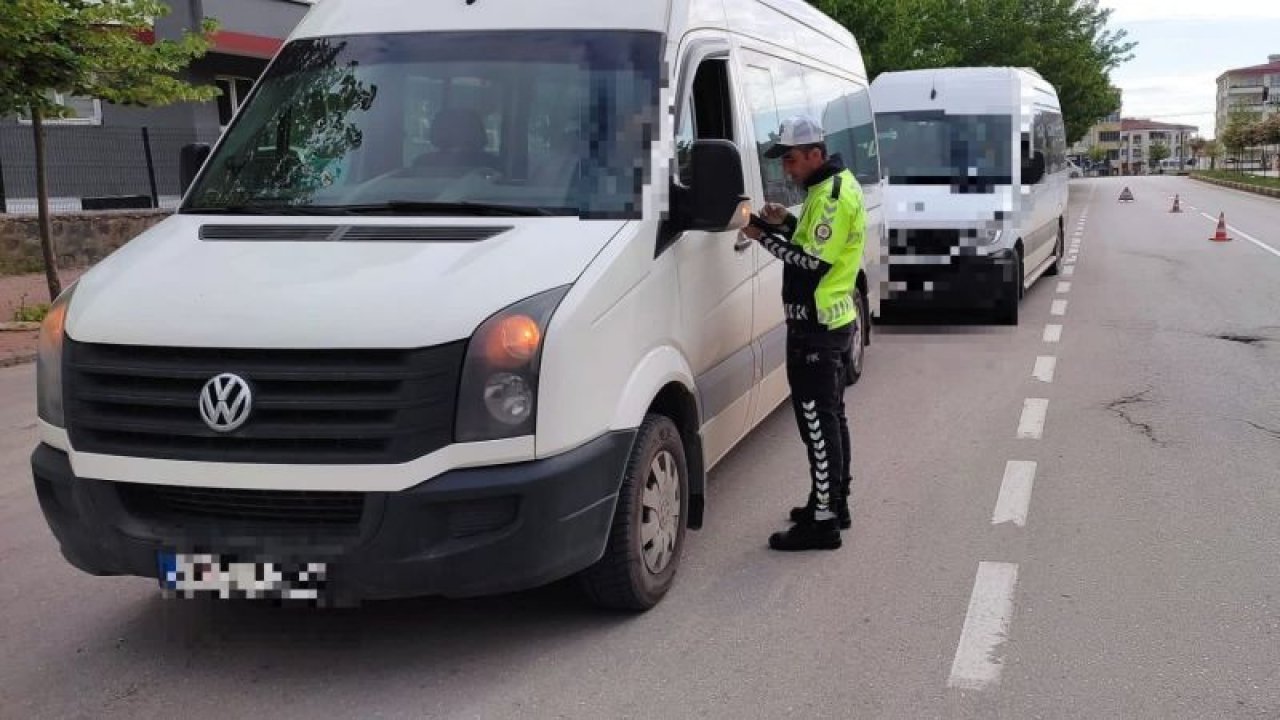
[
  {"xmin": 788, "ymin": 481, "xmax": 852, "ymax": 529},
  {"xmin": 769, "ymin": 518, "xmax": 842, "ymax": 551}
]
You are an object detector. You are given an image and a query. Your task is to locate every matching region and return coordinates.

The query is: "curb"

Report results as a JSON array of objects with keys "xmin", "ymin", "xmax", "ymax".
[
  {"xmin": 0, "ymin": 352, "xmax": 36, "ymax": 368},
  {"xmin": 0, "ymin": 322, "xmax": 41, "ymax": 332},
  {"xmin": 1189, "ymin": 174, "xmax": 1280, "ymax": 199}
]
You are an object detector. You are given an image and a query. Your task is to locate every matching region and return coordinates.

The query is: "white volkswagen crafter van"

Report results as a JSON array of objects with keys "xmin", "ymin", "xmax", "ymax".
[
  {"xmin": 33, "ymin": 0, "xmax": 884, "ymax": 610},
  {"xmin": 870, "ymin": 67, "xmax": 1068, "ymax": 324}
]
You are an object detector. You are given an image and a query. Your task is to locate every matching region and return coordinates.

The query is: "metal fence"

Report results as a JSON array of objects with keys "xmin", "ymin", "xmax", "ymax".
[{"xmin": 0, "ymin": 125, "xmax": 221, "ymax": 214}]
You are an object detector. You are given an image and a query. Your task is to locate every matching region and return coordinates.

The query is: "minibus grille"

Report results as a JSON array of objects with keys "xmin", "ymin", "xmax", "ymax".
[
  {"xmin": 64, "ymin": 340, "xmax": 466, "ymax": 464},
  {"xmin": 117, "ymin": 483, "xmax": 366, "ymax": 529},
  {"xmin": 888, "ymin": 228, "xmax": 965, "ymax": 256}
]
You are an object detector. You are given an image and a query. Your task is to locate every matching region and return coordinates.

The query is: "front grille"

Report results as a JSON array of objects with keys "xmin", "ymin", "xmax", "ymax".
[
  {"xmin": 65, "ymin": 340, "xmax": 465, "ymax": 464},
  {"xmin": 118, "ymin": 483, "xmax": 364, "ymax": 528},
  {"xmin": 888, "ymin": 228, "xmax": 966, "ymax": 256}
]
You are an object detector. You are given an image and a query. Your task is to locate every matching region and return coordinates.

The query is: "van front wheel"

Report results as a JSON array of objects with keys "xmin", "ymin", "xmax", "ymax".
[{"xmin": 579, "ymin": 415, "xmax": 688, "ymax": 611}]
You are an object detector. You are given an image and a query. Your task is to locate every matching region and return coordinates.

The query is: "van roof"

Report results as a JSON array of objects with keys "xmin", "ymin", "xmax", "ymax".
[
  {"xmin": 291, "ymin": 0, "xmax": 857, "ymax": 53},
  {"xmin": 870, "ymin": 67, "xmax": 1060, "ymax": 114}
]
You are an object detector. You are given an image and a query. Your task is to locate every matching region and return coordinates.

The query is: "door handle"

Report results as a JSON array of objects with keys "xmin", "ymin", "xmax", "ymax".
[{"xmin": 734, "ymin": 233, "xmax": 753, "ymax": 253}]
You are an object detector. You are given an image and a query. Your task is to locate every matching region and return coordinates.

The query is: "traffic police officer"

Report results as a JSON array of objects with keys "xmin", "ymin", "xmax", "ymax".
[{"xmin": 742, "ymin": 116, "xmax": 865, "ymax": 551}]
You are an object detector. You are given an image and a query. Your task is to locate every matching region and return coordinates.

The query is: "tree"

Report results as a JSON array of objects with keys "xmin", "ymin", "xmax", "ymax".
[
  {"xmin": 1261, "ymin": 114, "xmax": 1280, "ymax": 172},
  {"xmin": 1188, "ymin": 136, "xmax": 1206, "ymax": 168},
  {"xmin": 1220, "ymin": 111, "xmax": 1262, "ymax": 172},
  {"xmin": 1087, "ymin": 144, "xmax": 1108, "ymax": 165},
  {"xmin": 0, "ymin": 0, "xmax": 217, "ymax": 301},
  {"xmin": 1202, "ymin": 139, "xmax": 1222, "ymax": 170},
  {"xmin": 809, "ymin": 0, "xmax": 1135, "ymax": 143},
  {"xmin": 1148, "ymin": 142, "xmax": 1171, "ymax": 171}
]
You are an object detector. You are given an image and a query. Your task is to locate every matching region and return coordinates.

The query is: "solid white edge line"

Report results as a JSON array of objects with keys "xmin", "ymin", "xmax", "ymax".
[
  {"xmin": 1043, "ymin": 324, "xmax": 1063, "ymax": 342},
  {"xmin": 1051, "ymin": 299, "xmax": 1068, "ymax": 316},
  {"xmin": 948, "ymin": 562, "xmax": 1020, "ymax": 691},
  {"xmin": 1200, "ymin": 211, "xmax": 1280, "ymax": 257},
  {"xmin": 1017, "ymin": 398, "xmax": 1049, "ymax": 439},
  {"xmin": 1032, "ymin": 355, "xmax": 1056, "ymax": 383},
  {"xmin": 993, "ymin": 461, "xmax": 1037, "ymax": 527}
]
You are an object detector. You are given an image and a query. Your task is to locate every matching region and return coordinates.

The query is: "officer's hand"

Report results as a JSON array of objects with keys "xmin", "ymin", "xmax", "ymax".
[
  {"xmin": 760, "ymin": 203, "xmax": 789, "ymax": 225},
  {"xmin": 741, "ymin": 224, "xmax": 762, "ymax": 240}
]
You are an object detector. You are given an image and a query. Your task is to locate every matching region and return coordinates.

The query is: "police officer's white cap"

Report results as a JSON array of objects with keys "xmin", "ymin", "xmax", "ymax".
[{"xmin": 764, "ymin": 116, "xmax": 826, "ymax": 158}]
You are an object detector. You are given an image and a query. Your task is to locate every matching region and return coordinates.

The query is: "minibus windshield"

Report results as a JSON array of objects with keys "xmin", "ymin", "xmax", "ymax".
[
  {"xmin": 876, "ymin": 111, "xmax": 1013, "ymax": 185},
  {"xmin": 183, "ymin": 31, "xmax": 662, "ymax": 219}
]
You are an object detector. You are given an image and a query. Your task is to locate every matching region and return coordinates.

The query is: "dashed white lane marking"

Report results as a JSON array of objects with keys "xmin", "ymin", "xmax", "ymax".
[
  {"xmin": 1057, "ymin": 281, "xmax": 1071, "ymax": 293},
  {"xmin": 1033, "ymin": 355, "xmax": 1057, "ymax": 382},
  {"xmin": 1199, "ymin": 212, "xmax": 1280, "ymax": 259},
  {"xmin": 1043, "ymin": 324, "xmax": 1063, "ymax": 343},
  {"xmin": 948, "ymin": 562, "xmax": 1020, "ymax": 691},
  {"xmin": 993, "ymin": 461, "xmax": 1037, "ymax": 527},
  {"xmin": 1017, "ymin": 398, "xmax": 1049, "ymax": 439},
  {"xmin": 1051, "ymin": 299, "xmax": 1068, "ymax": 316},
  {"xmin": 1063, "ymin": 266, "xmax": 1075, "ymax": 276}
]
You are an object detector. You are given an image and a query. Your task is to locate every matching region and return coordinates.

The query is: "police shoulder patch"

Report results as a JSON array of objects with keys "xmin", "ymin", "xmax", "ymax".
[{"xmin": 815, "ymin": 223, "xmax": 832, "ymax": 241}]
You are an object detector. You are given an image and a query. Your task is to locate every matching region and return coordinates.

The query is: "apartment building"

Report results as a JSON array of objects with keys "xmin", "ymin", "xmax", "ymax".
[
  {"xmin": 1216, "ymin": 53, "xmax": 1280, "ymax": 133},
  {"xmin": 1118, "ymin": 119, "xmax": 1198, "ymax": 175},
  {"xmin": 1070, "ymin": 106, "xmax": 1122, "ymax": 173}
]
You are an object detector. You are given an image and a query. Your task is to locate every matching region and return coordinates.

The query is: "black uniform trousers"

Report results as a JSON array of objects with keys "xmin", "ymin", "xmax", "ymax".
[{"xmin": 785, "ymin": 327, "xmax": 853, "ymax": 521}]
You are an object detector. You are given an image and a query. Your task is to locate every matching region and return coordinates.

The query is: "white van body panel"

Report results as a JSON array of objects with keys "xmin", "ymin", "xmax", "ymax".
[{"xmin": 65, "ymin": 215, "xmax": 624, "ymax": 349}]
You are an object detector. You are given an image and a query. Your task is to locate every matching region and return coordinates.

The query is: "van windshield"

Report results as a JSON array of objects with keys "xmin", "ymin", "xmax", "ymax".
[
  {"xmin": 182, "ymin": 31, "xmax": 662, "ymax": 219},
  {"xmin": 875, "ymin": 111, "xmax": 1013, "ymax": 185}
]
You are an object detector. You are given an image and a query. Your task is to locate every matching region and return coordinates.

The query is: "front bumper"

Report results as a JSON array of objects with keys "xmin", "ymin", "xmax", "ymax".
[
  {"xmin": 881, "ymin": 245, "xmax": 1017, "ymax": 314},
  {"xmin": 32, "ymin": 430, "xmax": 636, "ymax": 601}
]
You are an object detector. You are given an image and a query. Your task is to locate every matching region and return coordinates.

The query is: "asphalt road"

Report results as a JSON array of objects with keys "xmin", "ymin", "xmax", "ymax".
[{"xmin": 1, "ymin": 175, "xmax": 1278, "ymax": 719}]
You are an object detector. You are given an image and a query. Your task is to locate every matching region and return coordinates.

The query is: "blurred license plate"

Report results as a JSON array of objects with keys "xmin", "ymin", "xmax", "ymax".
[{"xmin": 159, "ymin": 553, "xmax": 327, "ymax": 600}]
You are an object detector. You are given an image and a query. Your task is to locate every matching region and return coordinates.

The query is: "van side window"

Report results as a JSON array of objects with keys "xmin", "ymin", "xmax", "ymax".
[
  {"xmin": 802, "ymin": 71, "xmax": 880, "ymax": 185},
  {"xmin": 743, "ymin": 63, "xmax": 810, "ymax": 206},
  {"xmin": 676, "ymin": 59, "xmax": 737, "ymax": 186}
]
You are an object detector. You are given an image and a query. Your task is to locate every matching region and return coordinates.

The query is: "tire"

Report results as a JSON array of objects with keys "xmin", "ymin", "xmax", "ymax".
[
  {"xmin": 1045, "ymin": 220, "xmax": 1065, "ymax": 277},
  {"xmin": 996, "ymin": 248, "xmax": 1022, "ymax": 326},
  {"xmin": 579, "ymin": 414, "xmax": 689, "ymax": 611},
  {"xmin": 844, "ymin": 288, "xmax": 869, "ymax": 386}
]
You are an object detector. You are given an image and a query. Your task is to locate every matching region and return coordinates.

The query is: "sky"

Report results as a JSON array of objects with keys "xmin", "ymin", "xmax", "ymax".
[{"xmin": 1102, "ymin": 1, "xmax": 1280, "ymax": 138}]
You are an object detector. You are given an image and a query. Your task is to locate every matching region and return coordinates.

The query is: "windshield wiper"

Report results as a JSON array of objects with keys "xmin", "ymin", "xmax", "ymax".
[
  {"xmin": 321, "ymin": 201, "xmax": 561, "ymax": 217},
  {"xmin": 182, "ymin": 204, "xmax": 351, "ymax": 216}
]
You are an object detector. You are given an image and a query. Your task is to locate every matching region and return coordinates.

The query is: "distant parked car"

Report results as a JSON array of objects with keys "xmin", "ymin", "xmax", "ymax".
[{"xmin": 1066, "ymin": 159, "xmax": 1083, "ymax": 178}]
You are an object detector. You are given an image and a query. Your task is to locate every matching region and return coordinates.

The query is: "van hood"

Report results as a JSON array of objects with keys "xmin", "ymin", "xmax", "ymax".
[
  {"xmin": 66, "ymin": 215, "xmax": 624, "ymax": 349},
  {"xmin": 884, "ymin": 184, "xmax": 1019, "ymax": 229}
]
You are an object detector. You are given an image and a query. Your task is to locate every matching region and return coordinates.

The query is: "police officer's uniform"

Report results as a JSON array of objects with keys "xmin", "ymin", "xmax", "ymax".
[{"xmin": 754, "ymin": 117, "xmax": 865, "ymax": 551}]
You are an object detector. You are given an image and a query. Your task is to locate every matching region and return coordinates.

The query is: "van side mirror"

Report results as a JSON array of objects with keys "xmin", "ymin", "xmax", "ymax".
[
  {"xmin": 677, "ymin": 140, "xmax": 750, "ymax": 232},
  {"xmin": 179, "ymin": 143, "xmax": 212, "ymax": 195}
]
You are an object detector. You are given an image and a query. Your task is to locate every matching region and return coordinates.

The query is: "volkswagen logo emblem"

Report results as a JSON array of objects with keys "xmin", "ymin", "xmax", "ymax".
[{"xmin": 199, "ymin": 373, "xmax": 253, "ymax": 433}]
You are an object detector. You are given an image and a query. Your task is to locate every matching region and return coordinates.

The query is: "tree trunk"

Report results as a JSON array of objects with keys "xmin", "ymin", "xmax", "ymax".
[{"xmin": 32, "ymin": 108, "xmax": 62, "ymax": 301}]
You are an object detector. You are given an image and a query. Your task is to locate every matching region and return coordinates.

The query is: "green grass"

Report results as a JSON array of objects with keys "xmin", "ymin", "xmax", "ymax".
[
  {"xmin": 11, "ymin": 302, "xmax": 50, "ymax": 323},
  {"xmin": 1191, "ymin": 170, "xmax": 1280, "ymax": 191}
]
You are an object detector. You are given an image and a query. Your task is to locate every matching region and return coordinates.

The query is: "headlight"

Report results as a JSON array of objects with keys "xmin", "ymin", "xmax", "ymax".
[
  {"xmin": 455, "ymin": 286, "xmax": 570, "ymax": 443},
  {"xmin": 37, "ymin": 284, "xmax": 76, "ymax": 427}
]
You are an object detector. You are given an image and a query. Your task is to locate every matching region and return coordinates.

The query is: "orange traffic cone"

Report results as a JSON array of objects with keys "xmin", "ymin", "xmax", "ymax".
[
  {"xmin": 1210, "ymin": 212, "xmax": 1232, "ymax": 242},
  {"xmin": 1169, "ymin": 194, "xmax": 1182, "ymax": 213}
]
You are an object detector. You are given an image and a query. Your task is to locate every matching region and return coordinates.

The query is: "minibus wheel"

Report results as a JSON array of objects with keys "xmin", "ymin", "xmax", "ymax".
[{"xmin": 580, "ymin": 414, "xmax": 689, "ymax": 611}]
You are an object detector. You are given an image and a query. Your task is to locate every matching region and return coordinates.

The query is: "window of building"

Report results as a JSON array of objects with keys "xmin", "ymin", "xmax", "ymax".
[
  {"xmin": 17, "ymin": 91, "xmax": 102, "ymax": 125},
  {"xmin": 1099, "ymin": 130, "xmax": 1120, "ymax": 142}
]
